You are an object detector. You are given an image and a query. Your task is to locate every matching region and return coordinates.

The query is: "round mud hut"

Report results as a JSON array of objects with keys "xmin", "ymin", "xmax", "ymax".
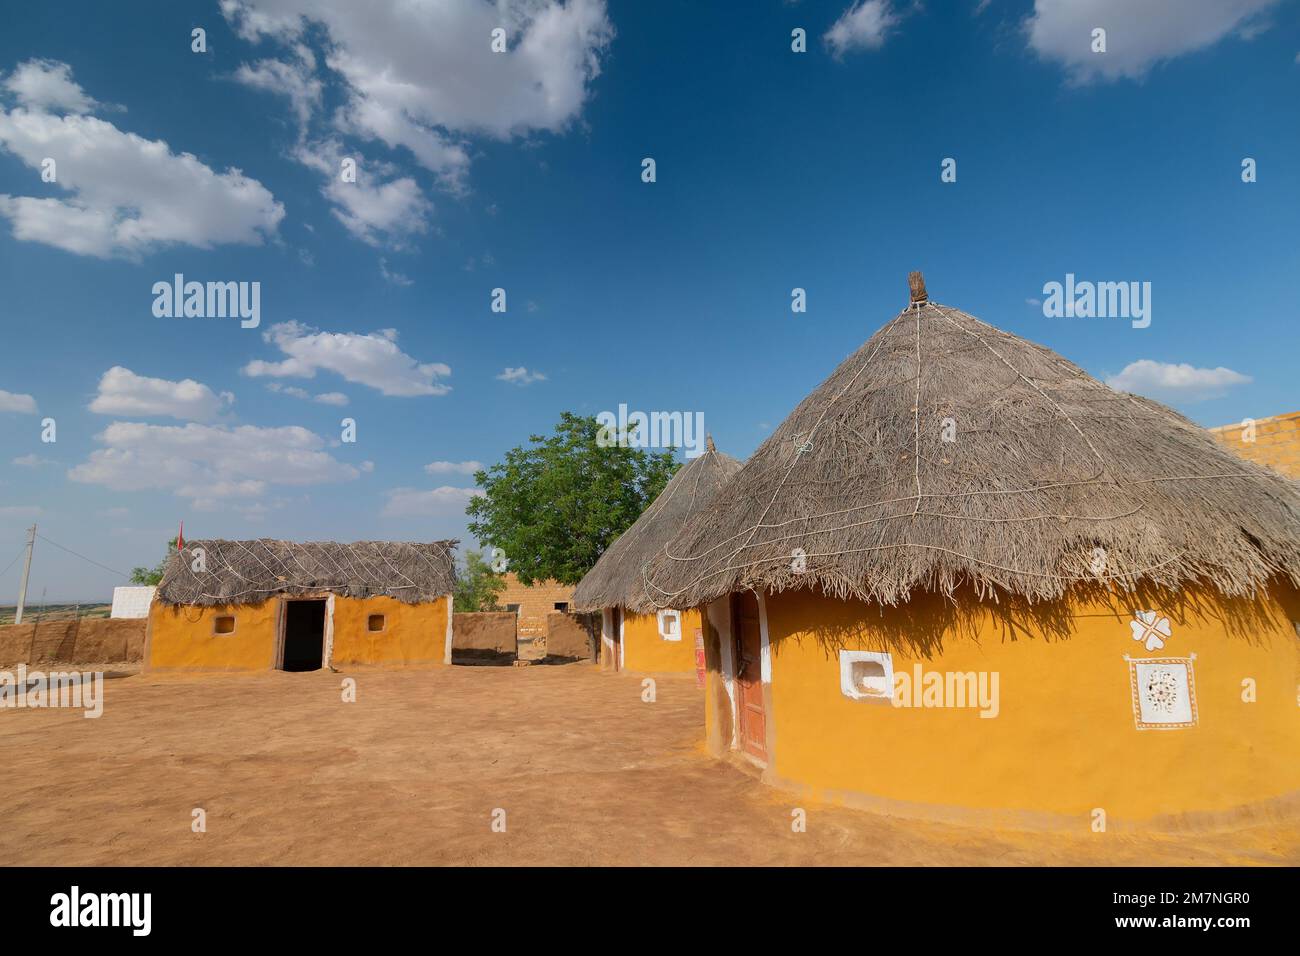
[
  {"xmin": 644, "ymin": 273, "xmax": 1300, "ymax": 829},
  {"xmin": 574, "ymin": 437, "xmax": 742, "ymax": 673},
  {"xmin": 146, "ymin": 539, "xmax": 457, "ymax": 671}
]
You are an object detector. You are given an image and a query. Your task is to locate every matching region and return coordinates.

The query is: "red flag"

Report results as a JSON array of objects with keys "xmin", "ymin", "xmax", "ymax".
[{"xmin": 177, "ymin": 520, "xmax": 184, "ymax": 551}]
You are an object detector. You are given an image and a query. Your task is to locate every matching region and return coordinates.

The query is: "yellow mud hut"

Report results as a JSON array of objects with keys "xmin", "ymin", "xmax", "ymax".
[
  {"xmin": 146, "ymin": 539, "xmax": 457, "ymax": 671},
  {"xmin": 645, "ymin": 273, "xmax": 1300, "ymax": 829},
  {"xmin": 574, "ymin": 437, "xmax": 741, "ymax": 673}
]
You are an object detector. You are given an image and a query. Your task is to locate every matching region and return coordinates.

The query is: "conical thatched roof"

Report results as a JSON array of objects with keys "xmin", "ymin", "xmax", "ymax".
[
  {"xmin": 573, "ymin": 438, "xmax": 742, "ymax": 612},
  {"xmin": 644, "ymin": 275, "xmax": 1300, "ymax": 610},
  {"xmin": 155, "ymin": 539, "xmax": 457, "ymax": 606}
]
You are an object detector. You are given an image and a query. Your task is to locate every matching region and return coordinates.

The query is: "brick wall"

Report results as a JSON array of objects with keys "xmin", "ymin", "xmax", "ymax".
[
  {"xmin": 496, "ymin": 573, "xmax": 576, "ymax": 640},
  {"xmin": 1207, "ymin": 410, "xmax": 1300, "ymax": 479}
]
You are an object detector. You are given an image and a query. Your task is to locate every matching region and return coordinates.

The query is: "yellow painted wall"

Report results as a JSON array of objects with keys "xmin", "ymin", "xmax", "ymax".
[
  {"xmin": 331, "ymin": 594, "xmax": 449, "ymax": 666},
  {"xmin": 147, "ymin": 600, "xmax": 279, "ymax": 670},
  {"xmin": 759, "ymin": 585, "xmax": 1300, "ymax": 824},
  {"xmin": 621, "ymin": 608, "xmax": 701, "ymax": 673},
  {"xmin": 147, "ymin": 594, "xmax": 450, "ymax": 671}
]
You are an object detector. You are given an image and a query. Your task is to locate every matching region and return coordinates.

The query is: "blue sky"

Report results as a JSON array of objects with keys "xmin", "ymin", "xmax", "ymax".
[{"xmin": 1, "ymin": 0, "xmax": 1297, "ymax": 601}]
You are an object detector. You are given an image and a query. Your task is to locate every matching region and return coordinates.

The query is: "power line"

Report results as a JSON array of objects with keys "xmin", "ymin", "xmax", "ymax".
[
  {"xmin": 34, "ymin": 533, "xmax": 129, "ymax": 579},
  {"xmin": 0, "ymin": 547, "xmax": 26, "ymax": 579}
]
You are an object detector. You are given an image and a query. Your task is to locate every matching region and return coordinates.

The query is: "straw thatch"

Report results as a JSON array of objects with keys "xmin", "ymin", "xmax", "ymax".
[
  {"xmin": 155, "ymin": 539, "xmax": 457, "ymax": 606},
  {"xmin": 644, "ymin": 282, "xmax": 1300, "ymax": 610},
  {"xmin": 573, "ymin": 438, "xmax": 742, "ymax": 612}
]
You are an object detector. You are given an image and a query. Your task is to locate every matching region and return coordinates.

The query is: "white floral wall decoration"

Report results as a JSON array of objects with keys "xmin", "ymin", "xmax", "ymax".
[
  {"xmin": 1130, "ymin": 610, "xmax": 1172, "ymax": 651},
  {"xmin": 1126, "ymin": 654, "xmax": 1198, "ymax": 730}
]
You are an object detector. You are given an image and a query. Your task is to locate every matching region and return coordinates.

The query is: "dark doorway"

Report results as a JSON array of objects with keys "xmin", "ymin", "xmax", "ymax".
[{"xmin": 282, "ymin": 599, "xmax": 327, "ymax": 672}]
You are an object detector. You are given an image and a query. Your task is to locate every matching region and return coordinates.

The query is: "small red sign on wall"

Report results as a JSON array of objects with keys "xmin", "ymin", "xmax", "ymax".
[{"xmin": 693, "ymin": 628, "xmax": 706, "ymax": 688}]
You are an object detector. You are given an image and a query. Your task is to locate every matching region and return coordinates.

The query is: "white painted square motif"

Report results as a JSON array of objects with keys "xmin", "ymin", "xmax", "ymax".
[{"xmin": 1128, "ymin": 657, "xmax": 1197, "ymax": 730}]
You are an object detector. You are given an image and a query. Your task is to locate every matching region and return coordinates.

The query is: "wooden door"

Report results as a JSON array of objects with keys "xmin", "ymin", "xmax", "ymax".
[
  {"xmin": 732, "ymin": 592, "xmax": 766, "ymax": 762},
  {"xmin": 608, "ymin": 607, "xmax": 622, "ymax": 671}
]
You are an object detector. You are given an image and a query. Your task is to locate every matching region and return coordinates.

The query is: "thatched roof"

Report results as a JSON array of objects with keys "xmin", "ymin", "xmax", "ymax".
[
  {"xmin": 155, "ymin": 539, "xmax": 457, "ymax": 606},
  {"xmin": 573, "ymin": 438, "xmax": 742, "ymax": 612},
  {"xmin": 644, "ymin": 275, "xmax": 1300, "ymax": 609}
]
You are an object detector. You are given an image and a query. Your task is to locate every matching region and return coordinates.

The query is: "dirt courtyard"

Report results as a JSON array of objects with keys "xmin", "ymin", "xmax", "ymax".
[{"xmin": 1, "ymin": 664, "xmax": 1296, "ymax": 866}]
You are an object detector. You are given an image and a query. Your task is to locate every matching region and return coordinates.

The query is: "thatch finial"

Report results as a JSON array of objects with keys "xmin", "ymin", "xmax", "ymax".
[
  {"xmin": 706, "ymin": 433, "xmax": 716, "ymax": 453},
  {"xmin": 908, "ymin": 271, "xmax": 928, "ymax": 305}
]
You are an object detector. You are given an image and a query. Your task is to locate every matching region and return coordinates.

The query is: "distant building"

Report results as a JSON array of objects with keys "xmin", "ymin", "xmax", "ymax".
[
  {"xmin": 573, "ymin": 436, "xmax": 741, "ymax": 674},
  {"xmin": 147, "ymin": 539, "xmax": 456, "ymax": 671},
  {"xmin": 496, "ymin": 573, "xmax": 575, "ymax": 643},
  {"xmin": 1207, "ymin": 410, "xmax": 1300, "ymax": 479},
  {"xmin": 111, "ymin": 586, "xmax": 156, "ymax": 619}
]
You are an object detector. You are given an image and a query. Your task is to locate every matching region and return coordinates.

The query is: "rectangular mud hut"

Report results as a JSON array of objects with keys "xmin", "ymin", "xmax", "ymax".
[
  {"xmin": 573, "ymin": 436, "xmax": 742, "ymax": 673},
  {"xmin": 644, "ymin": 272, "xmax": 1300, "ymax": 830},
  {"xmin": 145, "ymin": 539, "xmax": 457, "ymax": 671}
]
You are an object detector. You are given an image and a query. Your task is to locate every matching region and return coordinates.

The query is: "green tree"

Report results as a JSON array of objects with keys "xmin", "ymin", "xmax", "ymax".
[
  {"xmin": 453, "ymin": 548, "xmax": 507, "ymax": 612},
  {"xmin": 130, "ymin": 537, "xmax": 178, "ymax": 586},
  {"xmin": 466, "ymin": 412, "xmax": 680, "ymax": 586}
]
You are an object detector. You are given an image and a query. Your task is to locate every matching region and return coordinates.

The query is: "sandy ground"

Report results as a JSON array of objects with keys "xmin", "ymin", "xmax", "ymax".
[{"xmin": 1, "ymin": 664, "xmax": 1296, "ymax": 866}]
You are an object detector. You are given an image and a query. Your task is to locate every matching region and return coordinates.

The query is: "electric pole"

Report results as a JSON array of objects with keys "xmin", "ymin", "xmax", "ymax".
[{"xmin": 14, "ymin": 523, "xmax": 35, "ymax": 626}]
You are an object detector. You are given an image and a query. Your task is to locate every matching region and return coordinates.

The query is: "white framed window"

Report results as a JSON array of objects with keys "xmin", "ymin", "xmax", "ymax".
[
  {"xmin": 839, "ymin": 650, "xmax": 893, "ymax": 700},
  {"xmin": 657, "ymin": 609, "xmax": 682, "ymax": 641}
]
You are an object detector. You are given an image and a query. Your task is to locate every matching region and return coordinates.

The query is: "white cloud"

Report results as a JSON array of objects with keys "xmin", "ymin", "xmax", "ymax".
[
  {"xmin": 12, "ymin": 454, "xmax": 53, "ymax": 467},
  {"xmin": 381, "ymin": 485, "xmax": 482, "ymax": 517},
  {"xmin": 89, "ymin": 366, "xmax": 234, "ymax": 422},
  {"xmin": 232, "ymin": 45, "xmax": 322, "ymax": 126},
  {"xmin": 379, "ymin": 257, "xmax": 414, "ymax": 286},
  {"xmin": 293, "ymin": 139, "xmax": 433, "ymax": 248},
  {"xmin": 826, "ymin": 1, "xmax": 901, "ymax": 57},
  {"xmin": 222, "ymin": 0, "xmax": 614, "ymax": 150},
  {"xmin": 266, "ymin": 383, "xmax": 311, "ymax": 400},
  {"xmin": 0, "ymin": 60, "xmax": 284, "ymax": 259},
  {"xmin": 265, "ymin": 382, "xmax": 350, "ymax": 405},
  {"xmin": 0, "ymin": 389, "xmax": 37, "ymax": 413},
  {"xmin": 225, "ymin": 0, "xmax": 613, "ymax": 252},
  {"xmin": 3, "ymin": 58, "xmax": 101, "ymax": 112},
  {"xmin": 425, "ymin": 460, "xmax": 483, "ymax": 475},
  {"xmin": 496, "ymin": 366, "xmax": 546, "ymax": 386},
  {"xmin": 246, "ymin": 321, "xmax": 451, "ymax": 397},
  {"xmin": 68, "ymin": 421, "xmax": 359, "ymax": 504},
  {"xmin": 1105, "ymin": 359, "xmax": 1252, "ymax": 401},
  {"xmin": 325, "ymin": 168, "xmax": 431, "ymax": 248},
  {"xmin": 1025, "ymin": 0, "xmax": 1280, "ymax": 83}
]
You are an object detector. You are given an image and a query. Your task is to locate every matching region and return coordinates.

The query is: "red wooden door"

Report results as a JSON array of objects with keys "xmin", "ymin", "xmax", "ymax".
[
  {"xmin": 732, "ymin": 592, "xmax": 766, "ymax": 762},
  {"xmin": 608, "ymin": 607, "xmax": 622, "ymax": 671}
]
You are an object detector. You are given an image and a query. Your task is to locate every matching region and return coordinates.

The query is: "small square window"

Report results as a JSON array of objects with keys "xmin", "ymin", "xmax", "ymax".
[
  {"xmin": 657, "ymin": 609, "xmax": 682, "ymax": 641},
  {"xmin": 554, "ymin": 602, "xmax": 569, "ymax": 612},
  {"xmin": 506, "ymin": 604, "xmax": 520, "ymax": 614},
  {"xmin": 367, "ymin": 614, "xmax": 385, "ymax": 633},
  {"xmin": 213, "ymin": 615, "xmax": 236, "ymax": 635},
  {"xmin": 839, "ymin": 650, "xmax": 893, "ymax": 700}
]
